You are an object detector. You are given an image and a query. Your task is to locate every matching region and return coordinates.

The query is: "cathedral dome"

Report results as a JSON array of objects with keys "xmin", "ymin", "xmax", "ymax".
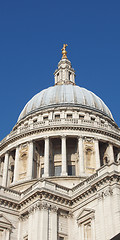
[
  {"xmin": 18, "ymin": 84, "xmax": 113, "ymax": 121},
  {"xmin": 0, "ymin": 45, "xmax": 120, "ymax": 240}
]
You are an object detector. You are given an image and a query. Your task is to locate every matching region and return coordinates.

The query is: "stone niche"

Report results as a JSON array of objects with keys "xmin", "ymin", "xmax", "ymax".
[
  {"xmin": 18, "ymin": 143, "xmax": 28, "ymax": 180},
  {"xmin": 84, "ymin": 138, "xmax": 96, "ymax": 174}
]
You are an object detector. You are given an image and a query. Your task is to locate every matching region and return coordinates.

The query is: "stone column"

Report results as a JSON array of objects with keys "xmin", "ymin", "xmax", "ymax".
[
  {"xmin": 13, "ymin": 146, "xmax": 19, "ymax": 183},
  {"xmin": 51, "ymin": 206, "xmax": 57, "ymax": 240},
  {"xmin": 61, "ymin": 135, "xmax": 67, "ymax": 176},
  {"xmin": 2, "ymin": 152, "xmax": 9, "ymax": 187},
  {"xmin": 27, "ymin": 141, "xmax": 34, "ymax": 179},
  {"xmin": 108, "ymin": 143, "xmax": 114, "ymax": 163},
  {"xmin": 43, "ymin": 137, "xmax": 49, "ymax": 177},
  {"xmin": 78, "ymin": 137, "xmax": 84, "ymax": 175},
  {"xmin": 94, "ymin": 139, "xmax": 100, "ymax": 169}
]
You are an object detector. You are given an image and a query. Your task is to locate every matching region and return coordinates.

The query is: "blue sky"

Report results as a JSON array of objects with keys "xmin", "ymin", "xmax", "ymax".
[{"xmin": 0, "ymin": 0, "xmax": 120, "ymax": 140}]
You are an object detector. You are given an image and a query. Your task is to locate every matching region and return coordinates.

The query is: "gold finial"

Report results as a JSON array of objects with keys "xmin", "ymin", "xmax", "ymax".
[{"xmin": 61, "ymin": 44, "xmax": 68, "ymax": 59}]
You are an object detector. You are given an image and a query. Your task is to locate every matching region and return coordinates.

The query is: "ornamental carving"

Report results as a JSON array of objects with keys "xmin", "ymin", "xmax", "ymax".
[{"xmin": 98, "ymin": 188, "xmax": 113, "ymax": 200}]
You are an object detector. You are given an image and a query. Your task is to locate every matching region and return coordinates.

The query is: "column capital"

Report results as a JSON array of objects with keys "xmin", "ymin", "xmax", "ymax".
[
  {"xmin": 94, "ymin": 138, "xmax": 99, "ymax": 141},
  {"xmin": 50, "ymin": 205, "xmax": 58, "ymax": 213},
  {"xmin": 61, "ymin": 134, "xmax": 66, "ymax": 139},
  {"xmin": 44, "ymin": 136, "xmax": 49, "ymax": 140},
  {"xmin": 78, "ymin": 135, "xmax": 83, "ymax": 140},
  {"xmin": 15, "ymin": 144, "xmax": 20, "ymax": 149},
  {"xmin": 28, "ymin": 140, "xmax": 33, "ymax": 144}
]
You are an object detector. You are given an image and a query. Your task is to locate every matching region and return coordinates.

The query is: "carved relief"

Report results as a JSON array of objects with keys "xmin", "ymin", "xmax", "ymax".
[{"xmin": 98, "ymin": 188, "xmax": 113, "ymax": 200}]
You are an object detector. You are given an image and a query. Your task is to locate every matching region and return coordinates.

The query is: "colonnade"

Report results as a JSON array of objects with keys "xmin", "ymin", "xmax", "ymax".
[{"xmin": 0, "ymin": 136, "xmax": 116, "ymax": 187}]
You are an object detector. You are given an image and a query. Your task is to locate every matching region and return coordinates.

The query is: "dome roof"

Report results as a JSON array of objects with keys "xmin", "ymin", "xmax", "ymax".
[{"xmin": 18, "ymin": 85, "xmax": 113, "ymax": 121}]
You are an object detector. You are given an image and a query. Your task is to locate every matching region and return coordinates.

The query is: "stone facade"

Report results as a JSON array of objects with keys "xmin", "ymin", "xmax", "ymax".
[{"xmin": 0, "ymin": 49, "xmax": 120, "ymax": 239}]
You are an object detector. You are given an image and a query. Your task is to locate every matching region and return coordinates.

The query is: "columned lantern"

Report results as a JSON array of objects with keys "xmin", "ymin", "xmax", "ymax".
[{"xmin": 0, "ymin": 45, "xmax": 120, "ymax": 240}]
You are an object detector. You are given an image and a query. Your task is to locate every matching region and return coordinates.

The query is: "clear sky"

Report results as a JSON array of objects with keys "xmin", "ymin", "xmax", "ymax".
[{"xmin": 0, "ymin": 0, "xmax": 120, "ymax": 141}]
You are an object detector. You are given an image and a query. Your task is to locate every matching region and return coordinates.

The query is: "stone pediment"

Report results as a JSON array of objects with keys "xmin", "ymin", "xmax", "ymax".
[
  {"xmin": 77, "ymin": 208, "xmax": 95, "ymax": 224},
  {"xmin": 0, "ymin": 214, "xmax": 13, "ymax": 230}
]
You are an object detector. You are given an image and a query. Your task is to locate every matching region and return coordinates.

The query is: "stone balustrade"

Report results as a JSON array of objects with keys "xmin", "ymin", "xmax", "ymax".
[{"xmin": 0, "ymin": 117, "xmax": 119, "ymax": 148}]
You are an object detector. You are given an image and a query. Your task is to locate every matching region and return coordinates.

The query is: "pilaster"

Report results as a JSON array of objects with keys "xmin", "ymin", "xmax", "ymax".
[
  {"xmin": 39, "ymin": 203, "xmax": 49, "ymax": 240},
  {"xmin": 50, "ymin": 206, "xmax": 58, "ymax": 240}
]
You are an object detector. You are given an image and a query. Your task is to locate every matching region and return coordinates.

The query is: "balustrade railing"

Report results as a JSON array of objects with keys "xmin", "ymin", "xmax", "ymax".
[{"xmin": 0, "ymin": 118, "xmax": 119, "ymax": 146}]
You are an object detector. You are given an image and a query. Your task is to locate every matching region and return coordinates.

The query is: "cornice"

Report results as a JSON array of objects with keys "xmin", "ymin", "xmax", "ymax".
[{"xmin": 0, "ymin": 165, "xmax": 120, "ymax": 212}]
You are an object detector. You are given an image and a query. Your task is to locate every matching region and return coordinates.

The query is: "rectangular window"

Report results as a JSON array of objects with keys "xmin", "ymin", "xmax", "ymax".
[
  {"xmin": 55, "ymin": 114, "xmax": 60, "ymax": 119},
  {"xmin": 33, "ymin": 119, "xmax": 37, "ymax": 123},
  {"xmin": 59, "ymin": 237, "xmax": 64, "ymax": 240},
  {"xmin": 54, "ymin": 166, "xmax": 61, "ymax": 176},
  {"xmin": 41, "ymin": 167, "xmax": 44, "ymax": 176},
  {"xmin": 101, "ymin": 119, "xmax": 105, "ymax": 124},
  {"xmin": 69, "ymin": 72, "xmax": 71, "ymax": 81},
  {"xmin": 43, "ymin": 116, "xmax": 48, "ymax": 120},
  {"xmin": 68, "ymin": 165, "xmax": 75, "ymax": 176},
  {"xmin": 91, "ymin": 117, "xmax": 95, "ymax": 121},
  {"xmin": 79, "ymin": 115, "xmax": 84, "ymax": 119},
  {"xmin": 67, "ymin": 114, "xmax": 72, "ymax": 119}
]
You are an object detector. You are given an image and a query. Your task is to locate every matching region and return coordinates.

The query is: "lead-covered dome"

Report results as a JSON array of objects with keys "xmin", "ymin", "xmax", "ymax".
[
  {"xmin": 18, "ymin": 84, "xmax": 113, "ymax": 121},
  {"xmin": 18, "ymin": 50, "xmax": 113, "ymax": 122}
]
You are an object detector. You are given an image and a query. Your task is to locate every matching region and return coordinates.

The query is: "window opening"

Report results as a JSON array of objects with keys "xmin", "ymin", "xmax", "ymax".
[
  {"xmin": 43, "ymin": 116, "xmax": 48, "ymax": 120},
  {"xmin": 67, "ymin": 114, "xmax": 72, "ymax": 119},
  {"xmin": 54, "ymin": 166, "xmax": 61, "ymax": 176},
  {"xmin": 79, "ymin": 115, "xmax": 84, "ymax": 119},
  {"xmin": 68, "ymin": 165, "xmax": 75, "ymax": 176},
  {"xmin": 55, "ymin": 114, "xmax": 60, "ymax": 119}
]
